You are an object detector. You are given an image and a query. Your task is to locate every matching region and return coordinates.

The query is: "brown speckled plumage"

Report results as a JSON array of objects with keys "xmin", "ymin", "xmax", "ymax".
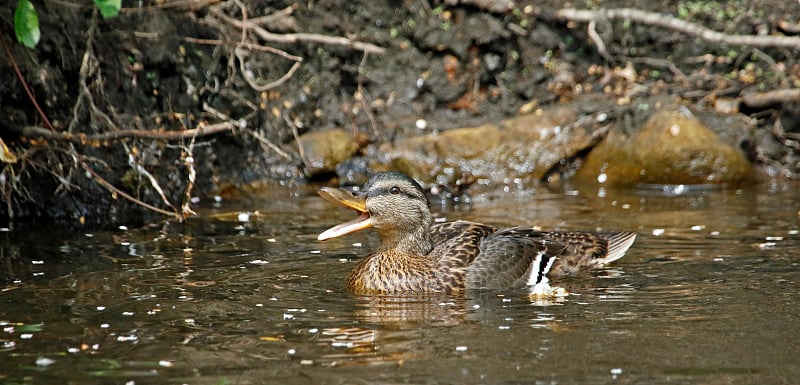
[{"xmin": 318, "ymin": 172, "xmax": 636, "ymax": 294}]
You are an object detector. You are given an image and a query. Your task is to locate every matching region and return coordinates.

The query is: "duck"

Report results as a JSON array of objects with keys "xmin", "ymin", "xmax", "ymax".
[{"xmin": 317, "ymin": 172, "xmax": 636, "ymax": 295}]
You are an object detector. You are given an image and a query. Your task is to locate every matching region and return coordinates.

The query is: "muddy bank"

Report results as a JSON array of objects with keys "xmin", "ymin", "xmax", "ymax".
[{"xmin": 1, "ymin": 1, "xmax": 799, "ymax": 225}]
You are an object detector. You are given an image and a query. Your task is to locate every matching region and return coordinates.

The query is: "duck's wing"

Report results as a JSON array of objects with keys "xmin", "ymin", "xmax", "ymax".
[
  {"xmin": 540, "ymin": 231, "xmax": 637, "ymax": 276},
  {"xmin": 430, "ymin": 221, "xmax": 495, "ymax": 247},
  {"xmin": 464, "ymin": 228, "xmax": 569, "ymax": 290},
  {"xmin": 464, "ymin": 229, "xmax": 637, "ymax": 290},
  {"xmin": 428, "ymin": 221, "xmax": 497, "ymax": 291}
]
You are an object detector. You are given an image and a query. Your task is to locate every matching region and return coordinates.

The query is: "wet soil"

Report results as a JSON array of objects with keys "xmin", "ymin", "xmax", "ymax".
[{"xmin": 1, "ymin": 0, "xmax": 799, "ymax": 224}]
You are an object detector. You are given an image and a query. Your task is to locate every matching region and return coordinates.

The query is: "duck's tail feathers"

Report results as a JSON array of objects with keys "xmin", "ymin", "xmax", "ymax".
[{"xmin": 599, "ymin": 231, "xmax": 637, "ymax": 265}]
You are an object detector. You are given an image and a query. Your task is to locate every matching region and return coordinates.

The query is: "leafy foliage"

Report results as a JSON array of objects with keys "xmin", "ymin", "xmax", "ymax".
[
  {"xmin": 95, "ymin": 0, "xmax": 122, "ymax": 19},
  {"xmin": 13, "ymin": 0, "xmax": 120, "ymax": 49},
  {"xmin": 14, "ymin": 0, "xmax": 39, "ymax": 49}
]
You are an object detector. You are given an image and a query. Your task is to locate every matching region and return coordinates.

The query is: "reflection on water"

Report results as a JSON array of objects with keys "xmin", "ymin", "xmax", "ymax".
[{"xmin": 1, "ymin": 182, "xmax": 799, "ymax": 384}]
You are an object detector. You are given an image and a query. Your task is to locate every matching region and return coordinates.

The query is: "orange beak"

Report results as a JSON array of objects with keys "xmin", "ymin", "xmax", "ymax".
[{"xmin": 317, "ymin": 187, "xmax": 373, "ymax": 241}]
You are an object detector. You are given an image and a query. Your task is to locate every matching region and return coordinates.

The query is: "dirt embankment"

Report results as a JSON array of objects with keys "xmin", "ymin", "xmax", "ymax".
[{"xmin": 1, "ymin": 1, "xmax": 799, "ymax": 225}]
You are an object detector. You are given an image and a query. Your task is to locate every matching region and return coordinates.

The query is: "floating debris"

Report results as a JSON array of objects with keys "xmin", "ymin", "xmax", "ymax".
[
  {"xmin": 758, "ymin": 242, "xmax": 777, "ymax": 249},
  {"xmin": 35, "ymin": 357, "xmax": 55, "ymax": 367},
  {"xmin": 116, "ymin": 335, "xmax": 138, "ymax": 342}
]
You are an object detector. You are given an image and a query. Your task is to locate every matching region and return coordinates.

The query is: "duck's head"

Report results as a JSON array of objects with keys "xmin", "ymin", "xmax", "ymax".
[{"xmin": 317, "ymin": 172, "xmax": 432, "ymax": 254}]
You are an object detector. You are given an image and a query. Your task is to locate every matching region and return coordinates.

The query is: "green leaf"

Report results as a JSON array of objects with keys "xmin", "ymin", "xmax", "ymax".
[
  {"xmin": 14, "ymin": 323, "xmax": 45, "ymax": 332},
  {"xmin": 94, "ymin": 0, "xmax": 121, "ymax": 19},
  {"xmin": 14, "ymin": 0, "xmax": 40, "ymax": 49}
]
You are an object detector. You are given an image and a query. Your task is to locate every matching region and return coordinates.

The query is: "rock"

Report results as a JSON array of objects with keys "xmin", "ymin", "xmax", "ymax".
[
  {"xmin": 374, "ymin": 104, "xmax": 609, "ymax": 187},
  {"xmin": 297, "ymin": 129, "xmax": 360, "ymax": 176},
  {"xmin": 576, "ymin": 107, "xmax": 753, "ymax": 186}
]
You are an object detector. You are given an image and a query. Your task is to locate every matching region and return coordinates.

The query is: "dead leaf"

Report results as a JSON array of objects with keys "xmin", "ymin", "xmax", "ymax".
[{"xmin": 0, "ymin": 137, "xmax": 17, "ymax": 163}]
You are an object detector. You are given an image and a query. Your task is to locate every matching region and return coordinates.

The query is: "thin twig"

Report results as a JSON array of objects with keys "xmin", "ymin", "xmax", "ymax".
[
  {"xmin": 80, "ymin": 161, "xmax": 178, "ymax": 218},
  {"xmin": 202, "ymin": 103, "xmax": 292, "ymax": 160},
  {"xmin": 587, "ymin": 19, "xmax": 609, "ymax": 61},
  {"xmin": 240, "ymin": 58, "xmax": 302, "ymax": 91},
  {"xmin": 248, "ymin": 5, "xmax": 296, "ymax": 26},
  {"xmin": 179, "ymin": 138, "xmax": 198, "ymax": 218},
  {"xmin": 554, "ymin": 8, "xmax": 800, "ymax": 49},
  {"xmin": 356, "ymin": 51, "xmax": 379, "ymax": 136},
  {"xmin": 284, "ymin": 114, "xmax": 308, "ymax": 165},
  {"xmin": 625, "ymin": 56, "xmax": 686, "ymax": 79},
  {"xmin": 0, "ymin": 34, "xmax": 56, "ymax": 131},
  {"xmin": 249, "ymin": 130, "xmax": 292, "ymax": 160},
  {"xmin": 122, "ymin": 142, "xmax": 180, "ymax": 216}
]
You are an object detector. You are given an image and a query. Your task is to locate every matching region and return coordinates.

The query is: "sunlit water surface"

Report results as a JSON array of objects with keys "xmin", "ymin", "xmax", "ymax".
[{"xmin": 1, "ymin": 182, "xmax": 798, "ymax": 384}]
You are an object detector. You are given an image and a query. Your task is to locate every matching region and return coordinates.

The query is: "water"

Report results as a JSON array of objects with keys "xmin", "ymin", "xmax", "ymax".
[{"xmin": 1, "ymin": 181, "xmax": 798, "ymax": 384}]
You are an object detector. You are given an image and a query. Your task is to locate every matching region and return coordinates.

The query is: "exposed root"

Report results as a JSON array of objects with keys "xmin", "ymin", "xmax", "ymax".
[
  {"xmin": 210, "ymin": 7, "xmax": 386, "ymax": 55},
  {"xmin": 554, "ymin": 8, "xmax": 800, "ymax": 49},
  {"xmin": 21, "ymin": 123, "xmax": 235, "ymax": 143},
  {"xmin": 742, "ymin": 89, "xmax": 800, "ymax": 108}
]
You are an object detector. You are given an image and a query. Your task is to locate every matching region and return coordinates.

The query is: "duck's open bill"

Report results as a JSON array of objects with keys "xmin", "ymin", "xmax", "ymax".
[{"xmin": 317, "ymin": 187, "xmax": 373, "ymax": 241}]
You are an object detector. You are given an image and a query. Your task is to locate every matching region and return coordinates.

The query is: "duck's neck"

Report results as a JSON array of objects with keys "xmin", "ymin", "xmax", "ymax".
[{"xmin": 378, "ymin": 224, "xmax": 433, "ymax": 256}]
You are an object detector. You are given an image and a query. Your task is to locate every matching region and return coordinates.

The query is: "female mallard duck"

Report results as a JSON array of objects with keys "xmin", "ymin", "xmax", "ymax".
[{"xmin": 317, "ymin": 172, "xmax": 636, "ymax": 295}]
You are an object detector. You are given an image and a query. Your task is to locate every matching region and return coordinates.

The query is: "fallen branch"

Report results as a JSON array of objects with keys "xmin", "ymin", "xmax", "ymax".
[
  {"xmin": 554, "ymin": 8, "xmax": 800, "ymax": 49},
  {"xmin": 22, "ymin": 122, "xmax": 235, "ymax": 143}
]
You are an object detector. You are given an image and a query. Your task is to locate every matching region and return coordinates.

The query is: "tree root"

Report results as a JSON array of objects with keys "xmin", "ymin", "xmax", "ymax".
[
  {"xmin": 21, "ymin": 123, "xmax": 235, "ymax": 144},
  {"xmin": 553, "ymin": 8, "xmax": 800, "ymax": 49},
  {"xmin": 209, "ymin": 7, "xmax": 386, "ymax": 55}
]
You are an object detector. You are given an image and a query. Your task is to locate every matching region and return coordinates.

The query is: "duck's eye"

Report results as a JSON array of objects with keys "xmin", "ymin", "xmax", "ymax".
[{"xmin": 389, "ymin": 186, "xmax": 401, "ymax": 195}]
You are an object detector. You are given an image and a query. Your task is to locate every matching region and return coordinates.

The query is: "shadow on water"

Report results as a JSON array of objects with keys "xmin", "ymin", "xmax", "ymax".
[{"xmin": 1, "ymin": 181, "xmax": 799, "ymax": 384}]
